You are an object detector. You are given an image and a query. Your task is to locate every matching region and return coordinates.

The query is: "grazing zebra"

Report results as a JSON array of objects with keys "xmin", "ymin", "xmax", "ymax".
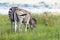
[{"xmin": 8, "ymin": 7, "xmax": 36, "ymax": 32}]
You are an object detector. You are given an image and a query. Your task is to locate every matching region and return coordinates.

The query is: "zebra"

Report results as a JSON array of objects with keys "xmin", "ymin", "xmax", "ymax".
[{"xmin": 8, "ymin": 7, "xmax": 36, "ymax": 32}]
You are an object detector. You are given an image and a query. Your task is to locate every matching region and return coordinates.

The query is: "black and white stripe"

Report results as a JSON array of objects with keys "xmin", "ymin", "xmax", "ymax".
[{"xmin": 8, "ymin": 7, "xmax": 37, "ymax": 32}]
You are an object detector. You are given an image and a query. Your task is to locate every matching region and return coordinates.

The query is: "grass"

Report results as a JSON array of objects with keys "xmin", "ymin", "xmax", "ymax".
[{"xmin": 0, "ymin": 13, "xmax": 60, "ymax": 40}]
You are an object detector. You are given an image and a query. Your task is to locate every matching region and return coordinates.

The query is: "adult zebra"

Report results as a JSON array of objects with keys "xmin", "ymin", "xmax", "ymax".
[{"xmin": 8, "ymin": 7, "xmax": 36, "ymax": 32}]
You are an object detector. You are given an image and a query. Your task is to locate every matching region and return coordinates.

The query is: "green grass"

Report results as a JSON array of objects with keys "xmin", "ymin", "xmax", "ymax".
[{"xmin": 0, "ymin": 13, "xmax": 60, "ymax": 40}]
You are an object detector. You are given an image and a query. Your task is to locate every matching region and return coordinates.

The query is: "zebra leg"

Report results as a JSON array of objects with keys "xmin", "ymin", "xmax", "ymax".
[
  {"xmin": 10, "ymin": 21, "xmax": 13, "ymax": 32},
  {"xmin": 14, "ymin": 12, "xmax": 17, "ymax": 33},
  {"xmin": 19, "ymin": 18, "xmax": 23, "ymax": 32},
  {"xmin": 25, "ymin": 18, "xmax": 30, "ymax": 32},
  {"xmin": 25, "ymin": 23, "xmax": 29, "ymax": 31},
  {"xmin": 14, "ymin": 20, "xmax": 17, "ymax": 33}
]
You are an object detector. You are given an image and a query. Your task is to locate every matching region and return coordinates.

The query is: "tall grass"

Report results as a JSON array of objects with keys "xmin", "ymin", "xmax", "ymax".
[{"xmin": 0, "ymin": 12, "xmax": 60, "ymax": 40}]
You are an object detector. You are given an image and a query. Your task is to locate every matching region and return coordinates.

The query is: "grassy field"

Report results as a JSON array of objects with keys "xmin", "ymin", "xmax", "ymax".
[{"xmin": 0, "ymin": 13, "xmax": 60, "ymax": 40}]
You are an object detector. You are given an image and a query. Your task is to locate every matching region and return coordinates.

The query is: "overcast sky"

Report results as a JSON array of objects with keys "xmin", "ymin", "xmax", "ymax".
[{"xmin": 0, "ymin": 0, "xmax": 60, "ymax": 4}]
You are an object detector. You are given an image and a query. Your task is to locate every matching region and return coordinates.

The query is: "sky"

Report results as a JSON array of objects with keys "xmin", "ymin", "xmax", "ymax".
[
  {"xmin": 0, "ymin": 0, "xmax": 60, "ymax": 4},
  {"xmin": 0, "ymin": 0, "xmax": 60, "ymax": 14}
]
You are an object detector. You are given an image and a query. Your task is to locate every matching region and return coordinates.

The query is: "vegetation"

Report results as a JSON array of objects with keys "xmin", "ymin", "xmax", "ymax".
[{"xmin": 0, "ymin": 12, "xmax": 60, "ymax": 40}]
